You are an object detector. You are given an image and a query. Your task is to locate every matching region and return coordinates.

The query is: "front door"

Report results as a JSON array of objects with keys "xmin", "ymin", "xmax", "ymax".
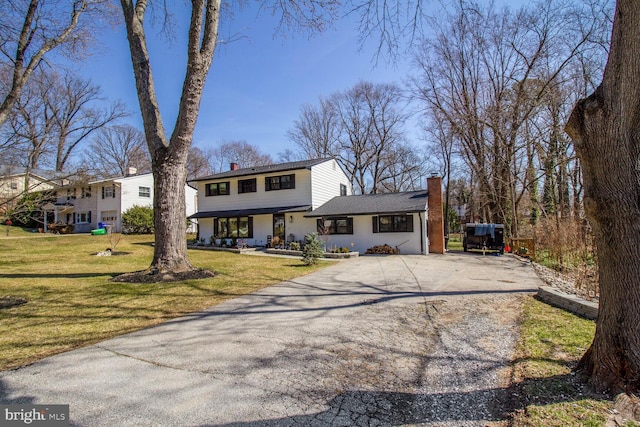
[{"xmin": 273, "ymin": 214, "xmax": 285, "ymax": 246}]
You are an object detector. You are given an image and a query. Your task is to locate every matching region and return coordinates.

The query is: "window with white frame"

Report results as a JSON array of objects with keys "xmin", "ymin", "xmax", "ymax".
[
  {"xmin": 102, "ymin": 185, "xmax": 115, "ymax": 198},
  {"xmin": 75, "ymin": 211, "xmax": 92, "ymax": 224},
  {"xmin": 139, "ymin": 186, "xmax": 151, "ymax": 197}
]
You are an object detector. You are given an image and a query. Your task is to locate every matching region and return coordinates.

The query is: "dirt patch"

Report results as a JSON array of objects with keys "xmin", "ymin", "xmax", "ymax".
[
  {"xmin": 112, "ymin": 269, "xmax": 216, "ymax": 283},
  {"xmin": 0, "ymin": 295, "xmax": 27, "ymax": 309}
]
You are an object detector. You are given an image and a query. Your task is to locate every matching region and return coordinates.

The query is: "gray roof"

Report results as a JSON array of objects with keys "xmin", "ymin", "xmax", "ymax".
[
  {"xmin": 189, "ymin": 158, "xmax": 333, "ymax": 182},
  {"xmin": 306, "ymin": 190, "xmax": 429, "ymax": 217},
  {"xmin": 189, "ymin": 205, "xmax": 311, "ymax": 219}
]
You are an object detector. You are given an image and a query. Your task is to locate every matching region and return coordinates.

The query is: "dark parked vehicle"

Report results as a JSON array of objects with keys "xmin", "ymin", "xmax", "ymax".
[{"xmin": 463, "ymin": 223, "xmax": 505, "ymax": 254}]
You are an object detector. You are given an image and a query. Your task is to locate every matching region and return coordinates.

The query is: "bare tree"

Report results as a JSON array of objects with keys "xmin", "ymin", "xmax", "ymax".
[
  {"xmin": 4, "ymin": 70, "xmax": 127, "ymax": 172},
  {"xmin": 49, "ymin": 72, "xmax": 128, "ymax": 171},
  {"xmin": 289, "ymin": 81, "xmax": 416, "ymax": 194},
  {"xmin": 82, "ymin": 124, "xmax": 151, "ymax": 178},
  {"xmin": 3, "ymin": 69, "xmax": 56, "ymax": 170},
  {"xmin": 0, "ymin": 0, "xmax": 108, "ymax": 128},
  {"xmin": 287, "ymin": 99, "xmax": 339, "ymax": 159},
  {"xmin": 209, "ymin": 140, "xmax": 273, "ymax": 173},
  {"xmin": 411, "ymin": 0, "xmax": 609, "ymax": 237},
  {"xmin": 118, "ymin": 0, "xmax": 337, "ymax": 277},
  {"xmin": 187, "ymin": 146, "xmax": 214, "ymax": 180}
]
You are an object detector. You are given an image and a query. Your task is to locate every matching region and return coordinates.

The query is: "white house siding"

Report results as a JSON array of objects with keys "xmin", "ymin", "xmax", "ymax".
[
  {"xmin": 198, "ymin": 218, "xmax": 215, "ymax": 243},
  {"xmin": 319, "ymin": 214, "xmax": 427, "ymax": 255},
  {"xmin": 116, "ymin": 174, "xmax": 154, "ymax": 213},
  {"xmin": 197, "ymin": 169, "xmax": 314, "ymax": 213},
  {"xmin": 310, "ymin": 159, "xmax": 351, "ymax": 208}
]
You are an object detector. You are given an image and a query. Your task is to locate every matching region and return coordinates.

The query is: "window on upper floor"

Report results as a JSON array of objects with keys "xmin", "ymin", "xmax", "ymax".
[
  {"xmin": 82, "ymin": 187, "xmax": 92, "ymax": 198},
  {"xmin": 205, "ymin": 182, "xmax": 230, "ymax": 196},
  {"xmin": 340, "ymin": 184, "xmax": 347, "ymax": 196},
  {"xmin": 102, "ymin": 185, "xmax": 115, "ymax": 199},
  {"xmin": 317, "ymin": 217, "xmax": 353, "ymax": 235},
  {"xmin": 10, "ymin": 182, "xmax": 18, "ymax": 190},
  {"xmin": 265, "ymin": 174, "xmax": 295, "ymax": 191},
  {"xmin": 67, "ymin": 188, "xmax": 76, "ymax": 200},
  {"xmin": 238, "ymin": 178, "xmax": 257, "ymax": 194},
  {"xmin": 139, "ymin": 186, "xmax": 151, "ymax": 197}
]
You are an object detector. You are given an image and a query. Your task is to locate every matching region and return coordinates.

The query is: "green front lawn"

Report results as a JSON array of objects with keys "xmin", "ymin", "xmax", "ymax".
[
  {"xmin": 511, "ymin": 297, "xmax": 638, "ymax": 426},
  {"xmin": 0, "ymin": 233, "xmax": 327, "ymax": 370}
]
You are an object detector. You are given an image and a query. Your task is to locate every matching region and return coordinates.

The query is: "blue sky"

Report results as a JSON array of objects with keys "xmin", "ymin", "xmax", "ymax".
[{"xmin": 74, "ymin": 3, "xmax": 417, "ymax": 160}]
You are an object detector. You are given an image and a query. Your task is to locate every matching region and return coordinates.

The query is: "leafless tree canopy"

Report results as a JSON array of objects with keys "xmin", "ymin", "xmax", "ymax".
[
  {"xmin": 289, "ymin": 81, "xmax": 426, "ymax": 193},
  {"xmin": 2, "ymin": 69, "xmax": 127, "ymax": 172},
  {"xmin": 411, "ymin": 0, "xmax": 611, "ymax": 237},
  {"xmin": 0, "ymin": 0, "xmax": 111, "ymax": 128},
  {"xmin": 208, "ymin": 140, "xmax": 273, "ymax": 173},
  {"xmin": 81, "ymin": 124, "xmax": 151, "ymax": 178}
]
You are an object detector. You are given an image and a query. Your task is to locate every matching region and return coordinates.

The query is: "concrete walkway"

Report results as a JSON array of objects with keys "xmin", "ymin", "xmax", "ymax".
[{"xmin": 0, "ymin": 253, "xmax": 541, "ymax": 426}]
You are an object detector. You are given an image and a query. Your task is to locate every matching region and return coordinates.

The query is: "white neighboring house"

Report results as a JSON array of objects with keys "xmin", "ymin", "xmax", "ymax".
[
  {"xmin": 189, "ymin": 158, "xmax": 445, "ymax": 255},
  {"xmin": 50, "ymin": 171, "xmax": 197, "ymax": 233}
]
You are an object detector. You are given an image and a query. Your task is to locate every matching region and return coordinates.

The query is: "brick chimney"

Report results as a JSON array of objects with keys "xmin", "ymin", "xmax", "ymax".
[
  {"xmin": 427, "ymin": 176, "xmax": 445, "ymax": 254},
  {"xmin": 230, "ymin": 162, "xmax": 239, "ymax": 171}
]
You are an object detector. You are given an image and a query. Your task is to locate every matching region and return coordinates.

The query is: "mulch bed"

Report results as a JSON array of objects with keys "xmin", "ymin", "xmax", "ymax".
[{"xmin": 112, "ymin": 269, "xmax": 216, "ymax": 284}]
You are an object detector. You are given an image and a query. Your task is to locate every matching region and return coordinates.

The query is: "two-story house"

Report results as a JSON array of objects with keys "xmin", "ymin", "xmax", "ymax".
[
  {"xmin": 49, "ymin": 171, "xmax": 197, "ymax": 233},
  {"xmin": 190, "ymin": 158, "xmax": 445, "ymax": 255}
]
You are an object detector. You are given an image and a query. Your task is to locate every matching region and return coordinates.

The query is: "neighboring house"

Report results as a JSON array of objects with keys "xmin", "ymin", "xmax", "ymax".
[
  {"xmin": 49, "ymin": 171, "xmax": 197, "ymax": 233},
  {"xmin": 0, "ymin": 171, "xmax": 57, "ymax": 214},
  {"xmin": 190, "ymin": 158, "xmax": 445, "ymax": 255}
]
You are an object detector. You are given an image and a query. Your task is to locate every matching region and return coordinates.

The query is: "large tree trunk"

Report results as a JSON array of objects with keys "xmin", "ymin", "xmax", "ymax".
[
  {"xmin": 151, "ymin": 151, "xmax": 192, "ymax": 273},
  {"xmin": 565, "ymin": 0, "xmax": 640, "ymax": 395}
]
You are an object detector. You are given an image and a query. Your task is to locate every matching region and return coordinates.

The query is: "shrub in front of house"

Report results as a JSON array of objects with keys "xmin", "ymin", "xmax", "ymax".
[
  {"xmin": 302, "ymin": 233, "xmax": 324, "ymax": 265},
  {"xmin": 288, "ymin": 241, "xmax": 301, "ymax": 251},
  {"xmin": 122, "ymin": 205, "xmax": 154, "ymax": 234}
]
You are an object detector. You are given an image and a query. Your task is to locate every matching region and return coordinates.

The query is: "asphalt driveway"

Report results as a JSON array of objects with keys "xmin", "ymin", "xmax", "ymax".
[{"xmin": 0, "ymin": 253, "xmax": 541, "ymax": 426}]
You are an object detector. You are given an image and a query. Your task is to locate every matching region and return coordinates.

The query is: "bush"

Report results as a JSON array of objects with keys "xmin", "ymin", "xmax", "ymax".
[
  {"xmin": 288, "ymin": 241, "xmax": 301, "ymax": 251},
  {"xmin": 122, "ymin": 205, "xmax": 154, "ymax": 234},
  {"xmin": 302, "ymin": 233, "xmax": 324, "ymax": 265}
]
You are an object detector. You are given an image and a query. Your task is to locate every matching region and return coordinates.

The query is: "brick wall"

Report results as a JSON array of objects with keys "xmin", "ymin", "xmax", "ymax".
[{"xmin": 427, "ymin": 177, "xmax": 445, "ymax": 254}]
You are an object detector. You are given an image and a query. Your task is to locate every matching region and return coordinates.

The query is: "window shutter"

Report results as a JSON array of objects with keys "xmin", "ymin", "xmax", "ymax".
[
  {"xmin": 347, "ymin": 218, "xmax": 353, "ymax": 234},
  {"xmin": 214, "ymin": 219, "xmax": 219, "ymax": 237},
  {"xmin": 248, "ymin": 217, "xmax": 253, "ymax": 238},
  {"xmin": 290, "ymin": 174, "xmax": 296, "ymax": 188},
  {"xmin": 407, "ymin": 214, "xmax": 414, "ymax": 232},
  {"xmin": 112, "ymin": 184, "xmax": 116, "ymax": 198},
  {"xmin": 101, "ymin": 186, "xmax": 105, "ymax": 199},
  {"xmin": 88, "ymin": 211, "xmax": 92, "ymax": 223},
  {"xmin": 265, "ymin": 178, "xmax": 270, "ymax": 191},
  {"xmin": 372, "ymin": 216, "xmax": 378, "ymax": 233}
]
